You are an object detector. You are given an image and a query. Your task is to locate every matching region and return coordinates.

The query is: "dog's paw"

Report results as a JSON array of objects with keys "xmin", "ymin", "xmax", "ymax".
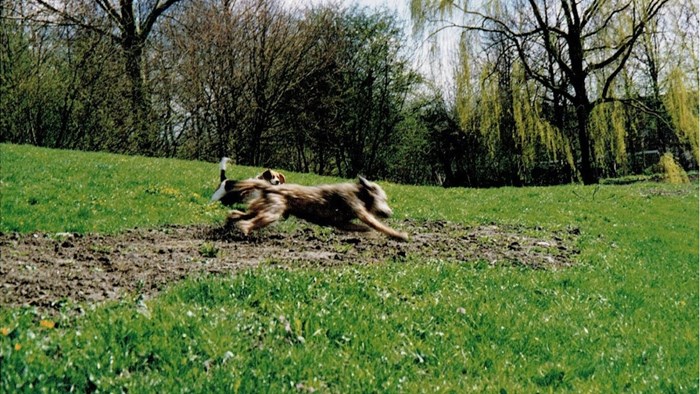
[
  {"xmin": 393, "ymin": 232, "xmax": 409, "ymax": 242},
  {"xmin": 238, "ymin": 221, "xmax": 253, "ymax": 236}
]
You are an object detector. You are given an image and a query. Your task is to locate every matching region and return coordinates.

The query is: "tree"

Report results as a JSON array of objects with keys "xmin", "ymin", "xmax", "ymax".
[
  {"xmin": 1, "ymin": 1, "xmax": 120, "ymax": 150},
  {"xmin": 237, "ymin": 0, "xmax": 327, "ymax": 167},
  {"xmin": 413, "ymin": 0, "xmax": 672, "ymax": 184},
  {"xmin": 323, "ymin": 7, "xmax": 419, "ymax": 178},
  {"xmin": 31, "ymin": 0, "xmax": 182, "ymax": 154},
  {"xmin": 660, "ymin": 2, "xmax": 699, "ymax": 163},
  {"xmin": 158, "ymin": 0, "xmax": 253, "ymax": 160}
]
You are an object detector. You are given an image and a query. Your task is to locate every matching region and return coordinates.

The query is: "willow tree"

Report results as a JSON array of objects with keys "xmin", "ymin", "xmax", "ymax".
[
  {"xmin": 665, "ymin": 67, "xmax": 699, "ymax": 161},
  {"xmin": 633, "ymin": 1, "xmax": 698, "ymax": 165},
  {"xmin": 412, "ymin": 0, "xmax": 671, "ymax": 184},
  {"xmin": 660, "ymin": 1, "xmax": 699, "ymax": 162}
]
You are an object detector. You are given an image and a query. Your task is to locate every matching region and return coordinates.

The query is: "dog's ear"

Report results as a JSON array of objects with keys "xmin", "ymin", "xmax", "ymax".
[
  {"xmin": 358, "ymin": 176, "xmax": 373, "ymax": 189},
  {"xmin": 278, "ymin": 172, "xmax": 286, "ymax": 184},
  {"xmin": 261, "ymin": 169, "xmax": 273, "ymax": 181}
]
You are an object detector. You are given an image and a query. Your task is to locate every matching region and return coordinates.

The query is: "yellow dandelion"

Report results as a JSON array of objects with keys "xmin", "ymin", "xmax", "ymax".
[
  {"xmin": 14, "ymin": 343, "xmax": 22, "ymax": 351},
  {"xmin": 40, "ymin": 320, "xmax": 56, "ymax": 329},
  {"xmin": 1, "ymin": 327, "xmax": 9, "ymax": 336}
]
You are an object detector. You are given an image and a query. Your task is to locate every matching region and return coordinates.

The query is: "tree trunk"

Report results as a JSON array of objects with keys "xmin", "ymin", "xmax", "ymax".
[
  {"xmin": 124, "ymin": 40, "xmax": 151, "ymax": 154},
  {"xmin": 575, "ymin": 104, "xmax": 597, "ymax": 184}
]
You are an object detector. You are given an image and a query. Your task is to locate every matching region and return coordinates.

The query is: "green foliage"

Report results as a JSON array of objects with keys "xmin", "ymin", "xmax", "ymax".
[
  {"xmin": 511, "ymin": 62, "xmax": 576, "ymax": 177},
  {"xmin": 600, "ymin": 174, "xmax": 664, "ymax": 185},
  {"xmin": 0, "ymin": 14, "xmax": 137, "ymax": 153},
  {"xmin": 455, "ymin": 34, "xmax": 476, "ymax": 132},
  {"xmin": 411, "ymin": 0, "xmax": 697, "ymax": 185},
  {"xmin": 477, "ymin": 65, "xmax": 503, "ymax": 157},
  {"xmin": 659, "ymin": 152, "xmax": 690, "ymax": 184},
  {"xmin": 5, "ymin": 2, "xmax": 697, "ymax": 186},
  {"xmin": 382, "ymin": 106, "xmax": 436, "ymax": 184},
  {"xmin": 589, "ymin": 101, "xmax": 628, "ymax": 171},
  {"xmin": 664, "ymin": 67, "xmax": 699, "ymax": 162},
  {"xmin": 294, "ymin": 7, "xmax": 420, "ymax": 178},
  {"xmin": 0, "ymin": 20, "xmax": 64, "ymax": 146},
  {"xmin": 1, "ymin": 144, "xmax": 698, "ymax": 391}
]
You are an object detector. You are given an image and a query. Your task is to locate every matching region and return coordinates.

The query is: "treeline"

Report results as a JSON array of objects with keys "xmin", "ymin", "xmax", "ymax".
[{"xmin": 1, "ymin": 0, "xmax": 697, "ymax": 186}]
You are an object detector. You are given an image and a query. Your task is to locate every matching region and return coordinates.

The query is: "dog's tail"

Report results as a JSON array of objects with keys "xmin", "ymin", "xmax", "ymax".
[
  {"xmin": 219, "ymin": 157, "xmax": 231, "ymax": 182},
  {"xmin": 232, "ymin": 179, "xmax": 273, "ymax": 194},
  {"xmin": 211, "ymin": 179, "xmax": 234, "ymax": 202}
]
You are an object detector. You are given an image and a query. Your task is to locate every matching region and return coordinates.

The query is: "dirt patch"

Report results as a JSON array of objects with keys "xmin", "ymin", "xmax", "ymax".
[{"xmin": 0, "ymin": 220, "xmax": 579, "ymax": 312}]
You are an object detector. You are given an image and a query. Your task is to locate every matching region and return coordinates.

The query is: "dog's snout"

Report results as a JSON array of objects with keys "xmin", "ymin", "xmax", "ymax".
[
  {"xmin": 270, "ymin": 179, "xmax": 280, "ymax": 185},
  {"xmin": 377, "ymin": 207, "xmax": 392, "ymax": 218}
]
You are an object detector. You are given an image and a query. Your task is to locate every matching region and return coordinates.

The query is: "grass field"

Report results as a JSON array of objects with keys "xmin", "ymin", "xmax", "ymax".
[{"xmin": 1, "ymin": 143, "xmax": 698, "ymax": 392}]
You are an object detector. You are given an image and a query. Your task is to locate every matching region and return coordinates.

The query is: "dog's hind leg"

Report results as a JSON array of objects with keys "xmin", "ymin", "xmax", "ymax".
[
  {"xmin": 226, "ymin": 193, "xmax": 269, "ymax": 225},
  {"xmin": 226, "ymin": 209, "xmax": 255, "ymax": 223},
  {"xmin": 238, "ymin": 195, "xmax": 286, "ymax": 235}
]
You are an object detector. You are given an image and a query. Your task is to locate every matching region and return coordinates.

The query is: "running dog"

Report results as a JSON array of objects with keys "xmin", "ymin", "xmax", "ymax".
[
  {"xmin": 226, "ymin": 177, "xmax": 409, "ymax": 241},
  {"xmin": 211, "ymin": 157, "xmax": 286, "ymax": 206}
]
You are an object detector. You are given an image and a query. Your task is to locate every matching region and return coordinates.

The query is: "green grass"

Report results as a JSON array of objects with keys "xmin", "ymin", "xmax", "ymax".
[{"xmin": 1, "ymin": 143, "xmax": 698, "ymax": 392}]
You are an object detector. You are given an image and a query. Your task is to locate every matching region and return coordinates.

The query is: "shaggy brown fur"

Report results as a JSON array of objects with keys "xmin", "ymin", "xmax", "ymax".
[{"xmin": 226, "ymin": 177, "xmax": 408, "ymax": 241}]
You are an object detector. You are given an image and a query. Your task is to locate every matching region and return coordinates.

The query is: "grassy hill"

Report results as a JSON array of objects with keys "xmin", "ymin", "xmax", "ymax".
[{"xmin": 1, "ymin": 143, "xmax": 698, "ymax": 392}]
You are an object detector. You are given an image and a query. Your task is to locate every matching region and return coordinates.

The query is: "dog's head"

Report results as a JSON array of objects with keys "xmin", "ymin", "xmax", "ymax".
[
  {"xmin": 358, "ymin": 176, "xmax": 393, "ymax": 218},
  {"xmin": 257, "ymin": 169, "xmax": 286, "ymax": 185}
]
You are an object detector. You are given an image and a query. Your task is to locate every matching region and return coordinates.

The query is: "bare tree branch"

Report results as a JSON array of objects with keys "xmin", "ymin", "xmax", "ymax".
[
  {"xmin": 143, "ymin": 0, "xmax": 180, "ymax": 38},
  {"xmin": 33, "ymin": 0, "xmax": 116, "ymax": 40}
]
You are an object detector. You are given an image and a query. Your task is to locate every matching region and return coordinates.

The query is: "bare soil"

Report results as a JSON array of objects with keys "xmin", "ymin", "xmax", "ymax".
[{"xmin": 0, "ymin": 220, "xmax": 579, "ymax": 312}]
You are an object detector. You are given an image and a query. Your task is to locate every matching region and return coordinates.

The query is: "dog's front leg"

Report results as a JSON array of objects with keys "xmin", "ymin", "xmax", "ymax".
[{"xmin": 355, "ymin": 207, "xmax": 409, "ymax": 241}]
